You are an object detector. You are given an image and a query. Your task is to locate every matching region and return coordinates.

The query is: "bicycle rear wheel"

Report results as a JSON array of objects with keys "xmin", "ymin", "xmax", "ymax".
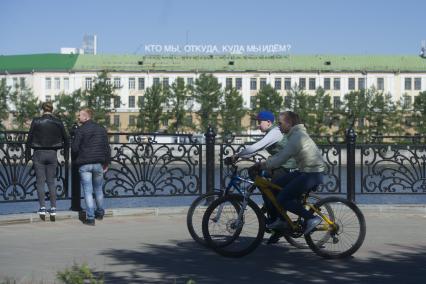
[
  {"xmin": 202, "ymin": 194, "xmax": 265, "ymax": 258},
  {"xmin": 305, "ymin": 197, "xmax": 366, "ymax": 259},
  {"xmin": 186, "ymin": 191, "xmax": 224, "ymax": 246}
]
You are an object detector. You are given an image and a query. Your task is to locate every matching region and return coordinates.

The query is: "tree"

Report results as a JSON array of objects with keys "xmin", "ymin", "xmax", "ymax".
[
  {"xmin": 369, "ymin": 90, "xmax": 397, "ymax": 136},
  {"xmin": 309, "ymin": 87, "xmax": 332, "ymax": 136},
  {"xmin": 219, "ymin": 87, "xmax": 246, "ymax": 136},
  {"xmin": 413, "ymin": 91, "xmax": 426, "ymax": 134},
  {"xmin": 253, "ymin": 84, "xmax": 283, "ymax": 118},
  {"xmin": 286, "ymin": 85, "xmax": 313, "ymax": 128},
  {"xmin": 138, "ymin": 84, "xmax": 166, "ymax": 132},
  {"xmin": 337, "ymin": 89, "xmax": 373, "ymax": 140},
  {"xmin": 81, "ymin": 71, "xmax": 119, "ymax": 128},
  {"xmin": 9, "ymin": 82, "xmax": 39, "ymax": 130},
  {"xmin": 193, "ymin": 74, "xmax": 222, "ymax": 132},
  {"xmin": 54, "ymin": 89, "xmax": 83, "ymax": 132},
  {"xmin": 0, "ymin": 80, "xmax": 10, "ymax": 130},
  {"xmin": 165, "ymin": 77, "xmax": 193, "ymax": 133}
]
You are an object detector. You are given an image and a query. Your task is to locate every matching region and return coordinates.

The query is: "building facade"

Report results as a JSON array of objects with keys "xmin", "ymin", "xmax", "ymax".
[{"xmin": 1, "ymin": 54, "xmax": 426, "ymax": 132}]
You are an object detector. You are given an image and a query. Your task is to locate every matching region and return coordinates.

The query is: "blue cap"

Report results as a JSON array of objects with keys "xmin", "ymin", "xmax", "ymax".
[{"xmin": 256, "ymin": 111, "xmax": 275, "ymax": 123}]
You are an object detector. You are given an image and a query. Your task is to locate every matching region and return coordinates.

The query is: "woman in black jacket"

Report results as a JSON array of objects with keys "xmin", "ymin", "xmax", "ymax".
[{"xmin": 26, "ymin": 102, "xmax": 68, "ymax": 221}]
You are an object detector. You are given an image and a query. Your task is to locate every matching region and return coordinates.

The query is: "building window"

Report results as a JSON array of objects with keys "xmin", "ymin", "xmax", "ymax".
[
  {"xmin": 187, "ymin": 77, "xmax": 194, "ymax": 86},
  {"xmin": 129, "ymin": 115, "xmax": 136, "ymax": 126},
  {"xmin": 250, "ymin": 97, "xmax": 256, "ymax": 109},
  {"xmin": 259, "ymin": 78, "xmax": 267, "ymax": 89},
  {"xmin": 235, "ymin": 78, "xmax": 242, "ymax": 90},
  {"xmin": 299, "ymin": 78, "xmax": 306, "ymax": 90},
  {"xmin": 45, "ymin": 95, "xmax": 51, "ymax": 101},
  {"xmin": 54, "ymin": 78, "xmax": 60, "ymax": 89},
  {"xmin": 404, "ymin": 95, "xmax": 412, "ymax": 109},
  {"xmin": 64, "ymin": 78, "xmax": 69, "ymax": 90},
  {"xmin": 106, "ymin": 78, "xmax": 111, "ymax": 85},
  {"xmin": 274, "ymin": 78, "xmax": 282, "ymax": 90},
  {"xmin": 250, "ymin": 118, "xmax": 257, "ymax": 129},
  {"xmin": 162, "ymin": 118, "xmax": 168, "ymax": 127},
  {"xmin": 45, "ymin": 78, "xmax": 52, "ymax": 90},
  {"xmin": 105, "ymin": 116, "xmax": 110, "ymax": 126},
  {"xmin": 405, "ymin": 78, "xmax": 412, "ymax": 90},
  {"xmin": 377, "ymin": 78, "xmax": 384, "ymax": 90},
  {"xmin": 113, "ymin": 115, "xmax": 120, "ymax": 127},
  {"xmin": 103, "ymin": 98, "xmax": 110, "ymax": 108},
  {"xmin": 309, "ymin": 78, "xmax": 316, "ymax": 90},
  {"xmin": 113, "ymin": 135, "xmax": 119, "ymax": 143},
  {"xmin": 250, "ymin": 78, "xmax": 257, "ymax": 90},
  {"xmin": 225, "ymin": 77, "xmax": 233, "ymax": 89},
  {"xmin": 333, "ymin": 78, "xmax": 340, "ymax": 90},
  {"xmin": 114, "ymin": 97, "xmax": 121, "ymax": 108},
  {"xmin": 20, "ymin": 77, "xmax": 26, "ymax": 88},
  {"xmin": 129, "ymin": 78, "xmax": 136, "ymax": 90},
  {"xmin": 113, "ymin": 77, "xmax": 121, "ymax": 88},
  {"xmin": 54, "ymin": 95, "xmax": 59, "ymax": 102},
  {"xmin": 284, "ymin": 78, "xmax": 291, "ymax": 90},
  {"xmin": 348, "ymin": 78, "xmax": 355, "ymax": 90},
  {"xmin": 333, "ymin": 96, "xmax": 341, "ymax": 109},
  {"xmin": 358, "ymin": 78, "xmax": 365, "ymax": 90},
  {"xmin": 414, "ymin": 78, "xmax": 422, "ymax": 90},
  {"xmin": 138, "ymin": 96, "xmax": 145, "ymax": 107},
  {"xmin": 324, "ymin": 78, "xmax": 330, "ymax": 90},
  {"xmin": 85, "ymin": 78, "xmax": 92, "ymax": 90},
  {"xmin": 162, "ymin": 77, "xmax": 169, "ymax": 88},
  {"xmin": 128, "ymin": 96, "xmax": 135, "ymax": 108},
  {"xmin": 138, "ymin": 78, "xmax": 145, "ymax": 90},
  {"xmin": 284, "ymin": 96, "xmax": 292, "ymax": 108},
  {"xmin": 153, "ymin": 77, "xmax": 160, "ymax": 86}
]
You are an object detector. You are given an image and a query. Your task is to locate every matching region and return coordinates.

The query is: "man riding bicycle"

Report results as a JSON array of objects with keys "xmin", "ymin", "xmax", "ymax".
[{"xmin": 259, "ymin": 111, "xmax": 325, "ymax": 236}]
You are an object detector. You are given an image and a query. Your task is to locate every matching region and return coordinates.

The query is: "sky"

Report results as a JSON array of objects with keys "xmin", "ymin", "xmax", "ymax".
[{"xmin": 1, "ymin": 0, "xmax": 425, "ymax": 56}]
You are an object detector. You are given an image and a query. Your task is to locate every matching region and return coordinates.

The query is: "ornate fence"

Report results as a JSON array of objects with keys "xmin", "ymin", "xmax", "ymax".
[{"xmin": 1, "ymin": 128, "xmax": 426, "ymax": 205}]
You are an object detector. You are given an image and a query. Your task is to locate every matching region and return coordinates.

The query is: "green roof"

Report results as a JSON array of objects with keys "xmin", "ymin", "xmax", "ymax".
[
  {"xmin": 1, "ymin": 53, "xmax": 426, "ymax": 73},
  {"xmin": 0, "ymin": 54, "xmax": 78, "ymax": 73}
]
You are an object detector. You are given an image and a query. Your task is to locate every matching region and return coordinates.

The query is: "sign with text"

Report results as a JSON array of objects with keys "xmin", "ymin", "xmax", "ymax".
[{"xmin": 143, "ymin": 44, "xmax": 292, "ymax": 55}]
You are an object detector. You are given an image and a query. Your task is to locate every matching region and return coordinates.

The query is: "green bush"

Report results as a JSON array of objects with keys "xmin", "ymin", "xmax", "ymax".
[{"xmin": 56, "ymin": 263, "xmax": 103, "ymax": 284}]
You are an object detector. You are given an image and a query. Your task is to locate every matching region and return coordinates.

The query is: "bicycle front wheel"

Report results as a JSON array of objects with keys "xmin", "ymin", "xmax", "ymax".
[
  {"xmin": 202, "ymin": 194, "xmax": 265, "ymax": 258},
  {"xmin": 186, "ymin": 191, "xmax": 224, "ymax": 246},
  {"xmin": 305, "ymin": 197, "xmax": 366, "ymax": 259}
]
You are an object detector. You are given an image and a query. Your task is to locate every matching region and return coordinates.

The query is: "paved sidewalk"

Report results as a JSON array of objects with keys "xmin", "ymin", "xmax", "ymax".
[{"xmin": 0, "ymin": 205, "xmax": 425, "ymax": 283}]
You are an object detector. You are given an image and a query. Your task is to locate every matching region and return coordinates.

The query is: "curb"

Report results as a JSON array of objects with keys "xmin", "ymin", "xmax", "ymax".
[
  {"xmin": 1, "ymin": 204, "xmax": 425, "ymax": 226},
  {"xmin": 0, "ymin": 206, "xmax": 189, "ymax": 226}
]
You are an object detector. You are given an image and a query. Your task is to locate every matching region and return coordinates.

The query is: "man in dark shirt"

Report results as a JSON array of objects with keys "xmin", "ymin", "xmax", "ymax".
[
  {"xmin": 72, "ymin": 108, "xmax": 110, "ymax": 225},
  {"xmin": 26, "ymin": 101, "xmax": 68, "ymax": 221}
]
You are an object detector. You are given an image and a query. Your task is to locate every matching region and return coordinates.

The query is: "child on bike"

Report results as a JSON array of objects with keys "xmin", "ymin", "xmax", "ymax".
[{"xmin": 231, "ymin": 110, "xmax": 296, "ymax": 180}]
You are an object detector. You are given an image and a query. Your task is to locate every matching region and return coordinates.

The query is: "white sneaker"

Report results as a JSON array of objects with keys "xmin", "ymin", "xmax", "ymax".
[
  {"xmin": 266, "ymin": 219, "xmax": 288, "ymax": 230},
  {"xmin": 304, "ymin": 216, "xmax": 322, "ymax": 235}
]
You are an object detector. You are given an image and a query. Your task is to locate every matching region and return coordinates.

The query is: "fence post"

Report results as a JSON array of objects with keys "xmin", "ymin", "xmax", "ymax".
[
  {"xmin": 346, "ymin": 125, "xmax": 357, "ymax": 202},
  {"xmin": 70, "ymin": 123, "xmax": 82, "ymax": 211},
  {"xmin": 205, "ymin": 125, "xmax": 216, "ymax": 194}
]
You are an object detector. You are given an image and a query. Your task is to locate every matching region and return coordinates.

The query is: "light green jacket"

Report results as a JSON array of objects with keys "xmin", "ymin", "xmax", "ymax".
[{"xmin": 265, "ymin": 124, "xmax": 325, "ymax": 173}]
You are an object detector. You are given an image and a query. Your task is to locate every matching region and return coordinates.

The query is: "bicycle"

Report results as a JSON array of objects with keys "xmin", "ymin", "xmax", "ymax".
[
  {"xmin": 187, "ymin": 158, "xmax": 321, "ymax": 249},
  {"xmin": 201, "ymin": 160, "xmax": 366, "ymax": 258}
]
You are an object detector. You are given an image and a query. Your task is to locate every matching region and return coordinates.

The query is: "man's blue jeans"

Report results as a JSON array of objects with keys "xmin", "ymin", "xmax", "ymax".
[{"xmin": 79, "ymin": 163, "xmax": 105, "ymax": 220}]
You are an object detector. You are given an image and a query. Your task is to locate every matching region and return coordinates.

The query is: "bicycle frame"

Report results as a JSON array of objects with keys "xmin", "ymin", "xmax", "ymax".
[
  {"xmin": 254, "ymin": 176, "xmax": 334, "ymax": 233},
  {"xmin": 221, "ymin": 164, "xmax": 335, "ymax": 234}
]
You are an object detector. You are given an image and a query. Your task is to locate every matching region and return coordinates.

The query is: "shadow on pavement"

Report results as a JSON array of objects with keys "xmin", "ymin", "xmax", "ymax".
[{"xmin": 100, "ymin": 240, "xmax": 426, "ymax": 284}]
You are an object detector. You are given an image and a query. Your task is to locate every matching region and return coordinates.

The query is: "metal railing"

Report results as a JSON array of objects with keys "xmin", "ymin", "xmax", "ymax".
[{"xmin": 0, "ymin": 126, "xmax": 426, "ymax": 207}]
